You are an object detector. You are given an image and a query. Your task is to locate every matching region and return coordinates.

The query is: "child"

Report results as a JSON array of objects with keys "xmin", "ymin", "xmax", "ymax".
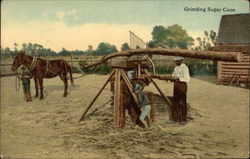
[
  {"xmin": 21, "ymin": 66, "xmax": 32, "ymax": 102},
  {"xmin": 133, "ymin": 83, "xmax": 151, "ymax": 128}
]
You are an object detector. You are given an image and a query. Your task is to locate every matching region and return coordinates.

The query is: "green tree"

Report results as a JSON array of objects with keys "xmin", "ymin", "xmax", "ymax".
[
  {"xmin": 14, "ymin": 43, "xmax": 18, "ymax": 53},
  {"xmin": 87, "ymin": 45, "xmax": 93, "ymax": 55},
  {"xmin": 22, "ymin": 43, "xmax": 27, "ymax": 52},
  {"xmin": 187, "ymin": 30, "xmax": 218, "ymax": 75},
  {"xmin": 194, "ymin": 30, "xmax": 217, "ymax": 50},
  {"xmin": 121, "ymin": 43, "xmax": 130, "ymax": 51},
  {"xmin": 3, "ymin": 47, "xmax": 11, "ymax": 55},
  {"xmin": 149, "ymin": 24, "xmax": 194, "ymax": 49},
  {"xmin": 26, "ymin": 43, "xmax": 33, "ymax": 55},
  {"xmin": 94, "ymin": 42, "xmax": 117, "ymax": 55}
]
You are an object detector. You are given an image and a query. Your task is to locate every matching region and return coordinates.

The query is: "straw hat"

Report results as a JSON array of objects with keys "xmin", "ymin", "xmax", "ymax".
[{"xmin": 174, "ymin": 56, "xmax": 184, "ymax": 61}]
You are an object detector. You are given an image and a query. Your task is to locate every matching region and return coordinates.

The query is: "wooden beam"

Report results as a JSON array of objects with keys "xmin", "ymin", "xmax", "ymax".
[
  {"xmin": 82, "ymin": 48, "xmax": 242, "ymax": 69},
  {"xmin": 79, "ymin": 70, "xmax": 115, "ymax": 121}
]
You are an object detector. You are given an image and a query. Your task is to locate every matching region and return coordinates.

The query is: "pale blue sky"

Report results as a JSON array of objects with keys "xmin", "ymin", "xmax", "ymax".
[{"xmin": 1, "ymin": 0, "xmax": 249, "ymax": 51}]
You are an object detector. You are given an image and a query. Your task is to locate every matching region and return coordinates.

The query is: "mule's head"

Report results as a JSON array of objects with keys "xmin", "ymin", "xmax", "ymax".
[{"xmin": 12, "ymin": 51, "xmax": 25, "ymax": 71}]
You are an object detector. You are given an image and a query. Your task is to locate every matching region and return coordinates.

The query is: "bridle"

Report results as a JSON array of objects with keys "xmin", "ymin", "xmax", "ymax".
[{"xmin": 29, "ymin": 56, "xmax": 38, "ymax": 71}]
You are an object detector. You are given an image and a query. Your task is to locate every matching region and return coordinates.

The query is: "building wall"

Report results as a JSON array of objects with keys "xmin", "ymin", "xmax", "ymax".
[{"xmin": 209, "ymin": 44, "xmax": 250, "ymax": 86}]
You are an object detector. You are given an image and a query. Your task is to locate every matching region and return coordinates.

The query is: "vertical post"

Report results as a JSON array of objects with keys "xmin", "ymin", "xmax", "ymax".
[
  {"xmin": 217, "ymin": 61, "xmax": 221, "ymax": 84},
  {"xmin": 137, "ymin": 64, "xmax": 141, "ymax": 78},
  {"xmin": 113, "ymin": 69, "xmax": 125, "ymax": 128},
  {"xmin": 71, "ymin": 52, "xmax": 74, "ymax": 67}
]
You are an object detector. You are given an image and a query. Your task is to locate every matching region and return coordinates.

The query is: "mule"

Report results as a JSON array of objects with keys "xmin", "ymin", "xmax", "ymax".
[{"xmin": 12, "ymin": 51, "xmax": 74, "ymax": 99}]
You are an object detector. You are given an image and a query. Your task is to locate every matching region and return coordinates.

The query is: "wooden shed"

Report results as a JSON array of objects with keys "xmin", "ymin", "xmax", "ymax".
[{"xmin": 209, "ymin": 14, "xmax": 250, "ymax": 87}]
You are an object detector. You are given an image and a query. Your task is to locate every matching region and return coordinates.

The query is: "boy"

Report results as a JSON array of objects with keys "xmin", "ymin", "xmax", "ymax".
[
  {"xmin": 133, "ymin": 83, "xmax": 151, "ymax": 128},
  {"xmin": 21, "ymin": 66, "xmax": 32, "ymax": 102}
]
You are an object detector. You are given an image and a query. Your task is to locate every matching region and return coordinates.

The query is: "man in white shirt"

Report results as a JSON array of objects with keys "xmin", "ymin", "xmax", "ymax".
[{"xmin": 170, "ymin": 57, "xmax": 190, "ymax": 124}]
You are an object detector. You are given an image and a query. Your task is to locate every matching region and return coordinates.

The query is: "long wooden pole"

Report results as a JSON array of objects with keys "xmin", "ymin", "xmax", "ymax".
[
  {"xmin": 79, "ymin": 70, "xmax": 115, "ymax": 121},
  {"xmin": 82, "ymin": 48, "xmax": 242, "ymax": 69}
]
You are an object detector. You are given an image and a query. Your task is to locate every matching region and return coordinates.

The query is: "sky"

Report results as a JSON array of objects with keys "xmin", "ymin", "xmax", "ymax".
[{"xmin": 1, "ymin": 0, "xmax": 249, "ymax": 52}]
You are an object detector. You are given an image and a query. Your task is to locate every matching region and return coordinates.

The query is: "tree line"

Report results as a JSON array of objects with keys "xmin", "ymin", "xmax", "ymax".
[{"xmin": 1, "ymin": 24, "xmax": 217, "ymax": 58}]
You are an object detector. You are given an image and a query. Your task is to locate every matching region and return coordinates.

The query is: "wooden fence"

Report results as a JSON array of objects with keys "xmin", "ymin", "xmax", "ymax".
[
  {"xmin": 0, "ymin": 55, "xmax": 102, "ymax": 77},
  {"xmin": 0, "ymin": 64, "xmax": 15, "ymax": 77}
]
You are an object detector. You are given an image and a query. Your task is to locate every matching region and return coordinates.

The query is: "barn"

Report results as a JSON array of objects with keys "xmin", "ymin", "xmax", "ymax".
[{"xmin": 209, "ymin": 13, "xmax": 250, "ymax": 87}]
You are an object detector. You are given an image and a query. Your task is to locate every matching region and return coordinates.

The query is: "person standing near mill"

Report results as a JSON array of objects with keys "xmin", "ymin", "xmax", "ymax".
[
  {"xmin": 21, "ymin": 66, "xmax": 32, "ymax": 102},
  {"xmin": 170, "ymin": 57, "xmax": 190, "ymax": 124}
]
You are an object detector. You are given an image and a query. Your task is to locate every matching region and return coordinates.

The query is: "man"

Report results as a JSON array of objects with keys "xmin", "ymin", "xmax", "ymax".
[
  {"xmin": 133, "ymin": 83, "xmax": 151, "ymax": 128},
  {"xmin": 21, "ymin": 66, "xmax": 32, "ymax": 102},
  {"xmin": 170, "ymin": 57, "xmax": 190, "ymax": 124}
]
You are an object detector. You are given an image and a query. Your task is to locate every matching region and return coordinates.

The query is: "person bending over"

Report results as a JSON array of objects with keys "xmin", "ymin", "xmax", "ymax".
[{"xmin": 133, "ymin": 83, "xmax": 152, "ymax": 128}]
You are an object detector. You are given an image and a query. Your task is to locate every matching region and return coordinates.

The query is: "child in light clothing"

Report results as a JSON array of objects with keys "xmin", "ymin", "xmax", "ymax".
[{"xmin": 133, "ymin": 83, "xmax": 151, "ymax": 128}]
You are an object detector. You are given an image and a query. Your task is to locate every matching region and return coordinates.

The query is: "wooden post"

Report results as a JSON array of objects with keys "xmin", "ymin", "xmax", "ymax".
[
  {"xmin": 114, "ymin": 69, "xmax": 125, "ymax": 128},
  {"xmin": 71, "ymin": 53, "xmax": 74, "ymax": 67},
  {"xmin": 137, "ymin": 64, "xmax": 141, "ymax": 78},
  {"xmin": 217, "ymin": 61, "xmax": 222, "ymax": 84},
  {"xmin": 79, "ymin": 70, "xmax": 115, "ymax": 121}
]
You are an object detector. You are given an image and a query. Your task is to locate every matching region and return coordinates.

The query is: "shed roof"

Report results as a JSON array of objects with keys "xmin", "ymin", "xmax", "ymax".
[{"xmin": 217, "ymin": 14, "xmax": 250, "ymax": 44}]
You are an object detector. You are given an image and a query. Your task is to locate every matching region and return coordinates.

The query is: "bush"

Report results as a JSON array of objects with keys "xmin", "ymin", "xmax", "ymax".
[
  {"xmin": 185, "ymin": 59, "xmax": 217, "ymax": 76},
  {"xmin": 150, "ymin": 65, "xmax": 175, "ymax": 75},
  {"xmin": 150, "ymin": 59, "xmax": 216, "ymax": 76}
]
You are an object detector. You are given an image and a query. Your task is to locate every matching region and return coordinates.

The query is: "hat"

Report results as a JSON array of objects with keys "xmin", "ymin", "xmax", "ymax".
[
  {"xmin": 133, "ymin": 83, "xmax": 143, "ymax": 91},
  {"xmin": 174, "ymin": 56, "xmax": 184, "ymax": 61}
]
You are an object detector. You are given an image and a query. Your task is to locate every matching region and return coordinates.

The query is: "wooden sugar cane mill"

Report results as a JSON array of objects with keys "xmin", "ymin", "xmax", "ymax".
[{"xmin": 78, "ymin": 48, "xmax": 242, "ymax": 128}]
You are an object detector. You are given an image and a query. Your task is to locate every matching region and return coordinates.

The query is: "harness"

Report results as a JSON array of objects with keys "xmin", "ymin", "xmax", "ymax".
[
  {"xmin": 44, "ymin": 60, "xmax": 57, "ymax": 76},
  {"xmin": 29, "ymin": 56, "xmax": 38, "ymax": 71}
]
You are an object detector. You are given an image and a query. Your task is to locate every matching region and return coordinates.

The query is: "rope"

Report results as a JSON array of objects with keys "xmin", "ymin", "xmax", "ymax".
[
  {"xmin": 72, "ymin": 66, "xmax": 86, "ymax": 79},
  {"xmin": 15, "ymin": 72, "xmax": 20, "ymax": 91}
]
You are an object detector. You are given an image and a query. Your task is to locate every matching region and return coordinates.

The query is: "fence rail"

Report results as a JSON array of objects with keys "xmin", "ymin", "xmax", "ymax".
[{"xmin": 0, "ymin": 55, "xmax": 189, "ymax": 77}]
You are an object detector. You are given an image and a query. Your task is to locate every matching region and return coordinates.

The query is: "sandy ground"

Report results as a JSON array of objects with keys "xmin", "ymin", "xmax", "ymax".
[{"xmin": 0, "ymin": 74, "xmax": 249, "ymax": 159}]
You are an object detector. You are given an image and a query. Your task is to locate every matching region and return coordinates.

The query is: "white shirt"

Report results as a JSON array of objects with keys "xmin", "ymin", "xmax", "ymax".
[{"xmin": 172, "ymin": 63, "xmax": 190, "ymax": 83}]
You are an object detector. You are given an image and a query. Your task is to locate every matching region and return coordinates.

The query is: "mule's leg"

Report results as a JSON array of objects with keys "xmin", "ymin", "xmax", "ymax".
[
  {"xmin": 34, "ymin": 78, "xmax": 39, "ymax": 98},
  {"xmin": 60, "ymin": 75, "xmax": 68, "ymax": 97},
  {"xmin": 39, "ymin": 78, "xmax": 44, "ymax": 100}
]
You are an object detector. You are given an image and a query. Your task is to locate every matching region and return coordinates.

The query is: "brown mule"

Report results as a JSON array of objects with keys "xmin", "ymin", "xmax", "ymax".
[{"xmin": 12, "ymin": 51, "xmax": 74, "ymax": 100}]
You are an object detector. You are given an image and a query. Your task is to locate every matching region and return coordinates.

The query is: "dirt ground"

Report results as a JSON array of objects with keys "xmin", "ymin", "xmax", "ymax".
[{"xmin": 0, "ymin": 74, "xmax": 249, "ymax": 159}]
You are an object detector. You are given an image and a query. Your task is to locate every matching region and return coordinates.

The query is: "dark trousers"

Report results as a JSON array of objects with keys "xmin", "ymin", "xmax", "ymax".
[{"xmin": 172, "ymin": 81, "xmax": 187, "ymax": 122}]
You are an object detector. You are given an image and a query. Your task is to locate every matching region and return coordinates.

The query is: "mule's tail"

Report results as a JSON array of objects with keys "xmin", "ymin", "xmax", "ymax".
[{"xmin": 64, "ymin": 61, "xmax": 74, "ymax": 86}]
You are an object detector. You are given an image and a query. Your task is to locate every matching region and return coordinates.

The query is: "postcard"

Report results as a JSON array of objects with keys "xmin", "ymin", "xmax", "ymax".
[{"xmin": 1, "ymin": 0, "xmax": 249, "ymax": 158}]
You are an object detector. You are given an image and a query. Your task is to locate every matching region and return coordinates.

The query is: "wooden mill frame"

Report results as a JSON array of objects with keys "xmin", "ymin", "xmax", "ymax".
[
  {"xmin": 79, "ymin": 58, "xmax": 172, "ymax": 128},
  {"xmin": 78, "ymin": 48, "xmax": 242, "ymax": 128}
]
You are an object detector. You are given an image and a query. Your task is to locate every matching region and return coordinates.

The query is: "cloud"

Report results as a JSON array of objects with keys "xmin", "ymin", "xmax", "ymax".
[
  {"xmin": 56, "ymin": 10, "xmax": 77, "ymax": 21},
  {"xmin": 1, "ymin": 19, "xmax": 204, "ymax": 52},
  {"xmin": 1, "ymin": 19, "xmax": 154, "ymax": 52}
]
